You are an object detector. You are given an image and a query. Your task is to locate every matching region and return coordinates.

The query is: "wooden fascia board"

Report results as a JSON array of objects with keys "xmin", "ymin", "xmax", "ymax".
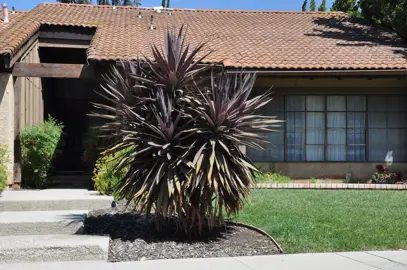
[{"xmin": 12, "ymin": 63, "xmax": 97, "ymax": 79}]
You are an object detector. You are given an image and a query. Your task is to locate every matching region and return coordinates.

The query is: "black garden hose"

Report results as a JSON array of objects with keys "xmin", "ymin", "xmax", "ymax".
[{"xmin": 226, "ymin": 221, "xmax": 284, "ymax": 254}]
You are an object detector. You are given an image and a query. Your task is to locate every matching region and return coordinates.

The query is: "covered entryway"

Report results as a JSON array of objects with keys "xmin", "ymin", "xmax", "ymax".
[
  {"xmin": 39, "ymin": 46, "xmax": 104, "ymax": 187},
  {"xmin": 9, "ymin": 25, "xmax": 108, "ymax": 188}
]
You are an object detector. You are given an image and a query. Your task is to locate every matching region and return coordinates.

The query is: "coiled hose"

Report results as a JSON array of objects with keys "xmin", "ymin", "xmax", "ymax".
[{"xmin": 226, "ymin": 221, "xmax": 284, "ymax": 254}]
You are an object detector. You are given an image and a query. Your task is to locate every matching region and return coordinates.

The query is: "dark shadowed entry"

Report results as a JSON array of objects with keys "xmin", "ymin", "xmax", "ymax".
[
  {"xmin": 38, "ymin": 45, "xmax": 104, "ymax": 188},
  {"xmin": 43, "ymin": 78, "xmax": 103, "ymax": 175}
]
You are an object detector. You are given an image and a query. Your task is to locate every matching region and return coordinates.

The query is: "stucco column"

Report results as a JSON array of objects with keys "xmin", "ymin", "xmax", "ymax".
[{"xmin": 0, "ymin": 73, "xmax": 14, "ymax": 185}]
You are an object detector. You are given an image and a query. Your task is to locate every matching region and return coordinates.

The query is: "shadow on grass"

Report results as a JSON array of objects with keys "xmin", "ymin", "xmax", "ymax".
[{"xmin": 84, "ymin": 212, "xmax": 235, "ymax": 244}]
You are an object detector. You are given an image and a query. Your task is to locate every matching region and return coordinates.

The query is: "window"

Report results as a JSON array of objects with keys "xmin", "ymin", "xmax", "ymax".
[
  {"xmin": 368, "ymin": 96, "xmax": 407, "ymax": 162},
  {"xmin": 286, "ymin": 96, "xmax": 305, "ymax": 161},
  {"xmin": 247, "ymin": 96, "xmax": 285, "ymax": 161},
  {"xmin": 247, "ymin": 95, "xmax": 407, "ymax": 162},
  {"xmin": 286, "ymin": 96, "xmax": 325, "ymax": 161},
  {"xmin": 326, "ymin": 96, "xmax": 366, "ymax": 161}
]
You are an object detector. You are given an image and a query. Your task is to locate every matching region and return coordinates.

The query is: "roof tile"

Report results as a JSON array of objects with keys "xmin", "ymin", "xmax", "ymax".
[{"xmin": 0, "ymin": 3, "xmax": 406, "ymax": 70}]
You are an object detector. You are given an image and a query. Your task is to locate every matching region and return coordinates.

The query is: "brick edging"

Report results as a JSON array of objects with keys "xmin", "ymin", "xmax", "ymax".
[{"xmin": 255, "ymin": 183, "xmax": 407, "ymax": 190}]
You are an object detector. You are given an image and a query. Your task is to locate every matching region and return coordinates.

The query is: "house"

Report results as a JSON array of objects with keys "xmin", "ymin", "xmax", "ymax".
[{"xmin": 0, "ymin": 2, "xmax": 406, "ymax": 187}]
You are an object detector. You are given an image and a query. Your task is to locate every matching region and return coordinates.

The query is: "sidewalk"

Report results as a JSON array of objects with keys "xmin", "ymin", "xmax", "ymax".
[{"xmin": 2, "ymin": 250, "xmax": 407, "ymax": 270}]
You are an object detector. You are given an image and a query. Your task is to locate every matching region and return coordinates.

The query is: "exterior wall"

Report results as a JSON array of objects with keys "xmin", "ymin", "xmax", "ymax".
[
  {"xmin": 254, "ymin": 77, "xmax": 407, "ymax": 89},
  {"xmin": 255, "ymin": 162, "xmax": 407, "ymax": 182},
  {"xmin": 12, "ymin": 41, "xmax": 43, "ymax": 185},
  {"xmin": 0, "ymin": 73, "xmax": 15, "ymax": 185},
  {"xmin": 251, "ymin": 77, "xmax": 407, "ymax": 182},
  {"xmin": 15, "ymin": 41, "xmax": 43, "ymax": 130}
]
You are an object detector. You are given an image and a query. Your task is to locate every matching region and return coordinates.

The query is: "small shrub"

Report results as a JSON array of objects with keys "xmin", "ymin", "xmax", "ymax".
[
  {"xmin": 345, "ymin": 167, "xmax": 352, "ymax": 183},
  {"xmin": 371, "ymin": 165, "xmax": 403, "ymax": 184},
  {"xmin": 21, "ymin": 117, "xmax": 64, "ymax": 188},
  {"xmin": 92, "ymin": 145, "xmax": 134, "ymax": 198},
  {"xmin": 311, "ymin": 177, "xmax": 318, "ymax": 184},
  {"xmin": 255, "ymin": 171, "xmax": 291, "ymax": 183},
  {"xmin": 0, "ymin": 146, "xmax": 8, "ymax": 193}
]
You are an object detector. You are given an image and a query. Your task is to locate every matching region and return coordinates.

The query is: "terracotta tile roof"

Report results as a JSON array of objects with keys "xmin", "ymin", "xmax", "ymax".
[
  {"xmin": 0, "ymin": 10, "xmax": 26, "ymax": 33},
  {"xmin": 1, "ymin": 2, "xmax": 407, "ymax": 70}
]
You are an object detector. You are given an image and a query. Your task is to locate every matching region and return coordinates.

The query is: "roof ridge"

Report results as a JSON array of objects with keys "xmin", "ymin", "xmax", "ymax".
[
  {"xmin": 8, "ymin": 10, "xmax": 27, "ymax": 14},
  {"xmin": 38, "ymin": 2, "xmax": 347, "ymax": 15}
]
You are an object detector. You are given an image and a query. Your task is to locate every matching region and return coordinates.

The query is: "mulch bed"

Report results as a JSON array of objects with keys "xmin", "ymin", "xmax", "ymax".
[{"xmin": 85, "ymin": 202, "xmax": 280, "ymax": 262}]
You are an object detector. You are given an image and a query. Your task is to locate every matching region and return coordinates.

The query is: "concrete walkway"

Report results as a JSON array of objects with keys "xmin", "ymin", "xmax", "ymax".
[
  {"xmin": 2, "ymin": 251, "xmax": 407, "ymax": 270},
  {"xmin": 0, "ymin": 189, "xmax": 112, "ymax": 263}
]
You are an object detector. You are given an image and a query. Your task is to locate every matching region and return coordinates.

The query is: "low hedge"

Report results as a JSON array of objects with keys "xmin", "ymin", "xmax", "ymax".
[
  {"xmin": 92, "ymin": 145, "xmax": 134, "ymax": 198},
  {"xmin": 21, "ymin": 117, "xmax": 64, "ymax": 188}
]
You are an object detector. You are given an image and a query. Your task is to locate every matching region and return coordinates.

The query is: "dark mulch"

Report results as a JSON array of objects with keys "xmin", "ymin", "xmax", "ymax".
[{"xmin": 85, "ymin": 202, "xmax": 279, "ymax": 262}]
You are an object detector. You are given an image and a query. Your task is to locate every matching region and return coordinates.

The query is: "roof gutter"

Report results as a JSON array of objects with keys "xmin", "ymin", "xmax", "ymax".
[{"xmin": 225, "ymin": 69, "xmax": 407, "ymax": 77}]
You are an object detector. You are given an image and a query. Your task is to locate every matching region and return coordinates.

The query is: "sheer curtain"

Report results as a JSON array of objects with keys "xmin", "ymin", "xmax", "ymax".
[
  {"xmin": 347, "ymin": 96, "xmax": 366, "ymax": 161},
  {"xmin": 286, "ymin": 96, "xmax": 305, "ymax": 161},
  {"xmin": 247, "ymin": 96, "xmax": 285, "ymax": 162},
  {"xmin": 368, "ymin": 96, "xmax": 407, "ymax": 162},
  {"xmin": 306, "ymin": 96, "xmax": 325, "ymax": 161},
  {"xmin": 286, "ymin": 96, "xmax": 326, "ymax": 161},
  {"xmin": 326, "ymin": 96, "xmax": 345, "ymax": 161},
  {"xmin": 249, "ymin": 94, "xmax": 407, "ymax": 163}
]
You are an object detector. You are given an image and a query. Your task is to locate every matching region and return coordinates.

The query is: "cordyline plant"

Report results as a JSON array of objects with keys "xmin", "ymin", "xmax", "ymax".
[{"xmin": 92, "ymin": 26, "xmax": 282, "ymax": 233}]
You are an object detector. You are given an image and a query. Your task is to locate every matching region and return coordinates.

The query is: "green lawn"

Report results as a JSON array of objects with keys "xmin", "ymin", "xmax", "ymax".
[{"xmin": 237, "ymin": 190, "xmax": 407, "ymax": 253}]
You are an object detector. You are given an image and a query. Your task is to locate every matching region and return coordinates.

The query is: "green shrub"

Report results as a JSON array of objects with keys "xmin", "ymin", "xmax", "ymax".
[
  {"xmin": 92, "ymin": 146, "xmax": 134, "ymax": 198},
  {"xmin": 255, "ymin": 171, "xmax": 291, "ymax": 183},
  {"xmin": 0, "ymin": 146, "xmax": 8, "ymax": 193},
  {"xmin": 21, "ymin": 117, "xmax": 64, "ymax": 188}
]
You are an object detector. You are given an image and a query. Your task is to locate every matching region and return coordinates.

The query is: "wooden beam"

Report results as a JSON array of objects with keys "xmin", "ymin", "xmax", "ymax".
[
  {"xmin": 39, "ymin": 31, "xmax": 94, "ymax": 41},
  {"xmin": 39, "ymin": 38, "xmax": 90, "ymax": 49},
  {"xmin": 6, "ymin": 32, "xmax": 39, "ymax": 68},
  {"xmin": 12, "ymin": 63, "xmax": 97, "ymax": 78}
]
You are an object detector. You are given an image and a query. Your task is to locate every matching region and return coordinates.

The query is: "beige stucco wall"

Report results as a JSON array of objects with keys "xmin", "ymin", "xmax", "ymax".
[
  {"xmin": 255, "ymin": 162, "xmax": 407, "ymax": 182},
  {"xmin": 254, "ymin": 77, "xmax": 407, "ymax": 89},
  {"xmin": 0, "ymin": 73, "xmax": 14, "ymax": 185}
]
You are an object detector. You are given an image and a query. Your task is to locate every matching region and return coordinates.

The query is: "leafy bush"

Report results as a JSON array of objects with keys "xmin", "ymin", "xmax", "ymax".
[
  {"xmin": 92, "ymin": 27, "xmax": 282, "ymax": 233},
  {"xmin": 0, "ymin": 146, "xmax": 8, "ymax": 193},
  {"xmin": 21, "ymin": 117, "xmax": 64, "ymax": 188},
  {"xmin": 92, "ymin": 146, "xmax": 134, "ymax": 198},
  {"xmin": 255, "ymin": 172, "xmax": 291, "ymax": 183},
  {"xmin": 371, "ymin": 165, "xmax": 403, "ymax": 184}
]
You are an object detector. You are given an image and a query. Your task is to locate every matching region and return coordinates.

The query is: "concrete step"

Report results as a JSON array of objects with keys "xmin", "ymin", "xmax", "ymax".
[
  {"xmin": 49, "ymin": 175, "xmax": 94, "ymax": 189},
  {"xmin": 0, "ymin": 210, "xmax": 88, "ymax": 236},
  {"xmin": 0, "ymin": 189, "xmax": 113, "ymax": 211},
  {"xmin": 0, "ymin": 234, "xmax": 110, "ymax": 264}
]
